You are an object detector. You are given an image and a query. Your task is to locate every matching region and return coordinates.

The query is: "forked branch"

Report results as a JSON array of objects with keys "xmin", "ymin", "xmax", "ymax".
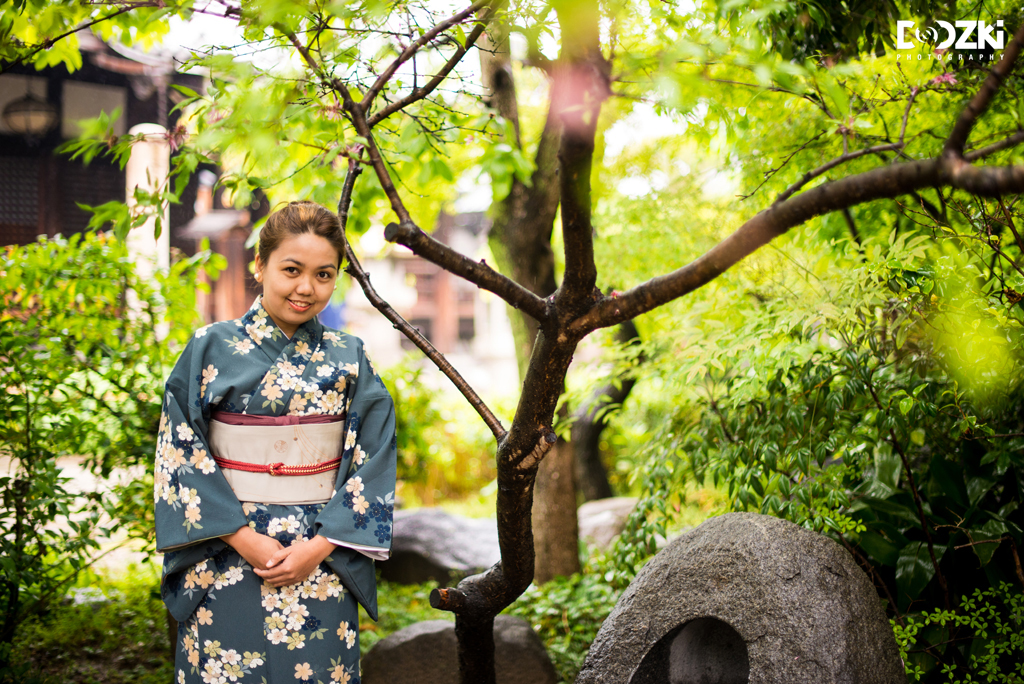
[
  {"xmin": 361, "ymin": 0, "xmax": 493, "ymax": 112},
  {"xmin": 337, "ymin": 160, "xmax": 507, "ymax": 441}
]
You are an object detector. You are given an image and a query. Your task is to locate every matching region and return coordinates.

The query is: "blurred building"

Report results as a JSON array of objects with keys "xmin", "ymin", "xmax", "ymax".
[
  {"xmin": 0, "ymin": 34, "xmax": 259, "ymax": 322},
  {"xmin": 345, "ymin": 212, "xmax": 520, "ymax": 392},
  {"xmin": 0, "ymin": 33, "xmax": 203, "ymax": 250}
]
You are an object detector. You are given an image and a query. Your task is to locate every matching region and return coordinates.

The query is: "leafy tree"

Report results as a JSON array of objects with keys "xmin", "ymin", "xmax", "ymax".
[{"xmin": 7, "ymin": 0, "xmax": 1024, "ymax": 681}]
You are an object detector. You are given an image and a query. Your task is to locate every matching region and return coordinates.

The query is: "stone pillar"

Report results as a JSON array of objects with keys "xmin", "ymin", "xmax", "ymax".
[{"xmin": 125, "ymin": 123, "xmax": 170, "ymax": 279}]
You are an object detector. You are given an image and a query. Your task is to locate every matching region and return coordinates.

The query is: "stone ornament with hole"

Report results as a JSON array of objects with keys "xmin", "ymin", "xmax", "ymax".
[{"xmin": 576, "ymin": 513, "xmax": 904, "ymax": 684}]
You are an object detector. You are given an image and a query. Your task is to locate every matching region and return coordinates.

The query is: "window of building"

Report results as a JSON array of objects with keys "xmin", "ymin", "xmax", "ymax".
[
  {"xmin": 414, "ymin": 272, "xmax": 436, "ymax": 302},
  {"xmin": 458, "ymin": 316, "xmax": 475, "ymax": 341},
  {"xmin": 400, "ymin": 317, "xmax": 433, "ymax": 349}
]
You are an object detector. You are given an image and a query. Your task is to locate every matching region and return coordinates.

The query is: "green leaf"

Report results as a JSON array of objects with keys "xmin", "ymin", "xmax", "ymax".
[
  {"xmin": 896, "ymin": 542, "xmax": 947, "ymax": 611},
  {"xmin": 968, "ymin": 519, "xmax": 1007, "ymax": 566},
  {"xmin": 858, "ymin": 530, "xmax": 900, "ymax": 567},
  {"xmin": 899, "ymin": 396, "xmax": 913, "ymax": 415}
]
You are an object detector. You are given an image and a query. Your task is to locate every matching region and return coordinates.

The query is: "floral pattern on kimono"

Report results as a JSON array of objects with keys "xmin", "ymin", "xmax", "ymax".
[
  {"xmin": 155, "ymin": 296, "xmax": 397, "ymax": 672},
  {"xmin": 174, "ymin": 502, "xmax": 362, "ymax": 683}
]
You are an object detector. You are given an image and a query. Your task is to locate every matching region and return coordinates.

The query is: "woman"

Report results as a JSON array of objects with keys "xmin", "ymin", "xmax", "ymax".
[{"xmin": 155, "ymin": 201, "xmax": 396, "ymax": 684}]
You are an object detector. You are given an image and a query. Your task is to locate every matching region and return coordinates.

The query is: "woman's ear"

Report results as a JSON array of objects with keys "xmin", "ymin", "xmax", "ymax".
[{"xmin": 254, "ymin": 255, "xmax": 264, "ymax": 283}]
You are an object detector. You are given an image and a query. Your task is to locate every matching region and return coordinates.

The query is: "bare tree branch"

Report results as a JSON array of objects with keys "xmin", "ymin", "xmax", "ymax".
[
  {"xmin": 569, "ymin": 156, "xmax": 1024, "ymax": 336},
  {"xmin": 773, "ymin": 142, "xmax": 904, "ymax": 206},
  {"xmin": 965, "ymin": 130, "xmax": 1024, "ymax": 161},
  {"xmin": 383, "ymin": 221, "xmax": 549, "ymax": 320},
  {"xmin": 337, "ymin": 160, "xmax": 508, "ymax": 441},
  {"xmin": 368, "ymin": 22, "xmax": 488, "ymax": 126},
  {"xmin": 361, "ymin": 0, "xmax": 492, "ymax": 113},
  {"xmin": 944, "ymin": 23, "xmax": 1024, "ymax": 158}
]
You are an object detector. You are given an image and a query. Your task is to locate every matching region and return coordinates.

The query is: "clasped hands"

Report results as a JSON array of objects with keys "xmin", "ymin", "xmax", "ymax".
[{"xmin": 221, "ymin": 525, "xmax": 335, "ymax": 587}]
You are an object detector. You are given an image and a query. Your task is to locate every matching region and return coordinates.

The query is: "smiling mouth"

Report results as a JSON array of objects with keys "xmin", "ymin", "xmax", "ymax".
[{"xmin": 287, "ymin": 299, "xmax": 313, "ymax": 312}]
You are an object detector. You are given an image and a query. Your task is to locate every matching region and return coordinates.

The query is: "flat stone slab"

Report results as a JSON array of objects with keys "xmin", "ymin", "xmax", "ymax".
[
  {"xmin": 362, "ymin": 615, "xmax": 557, "ymax": 684},
  {"xmin": 576, "ymin": 512, "xmax": 904, "ymax": 684}
]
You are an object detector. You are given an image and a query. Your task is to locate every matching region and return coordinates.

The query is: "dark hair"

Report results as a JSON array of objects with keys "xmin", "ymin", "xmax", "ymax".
[{"xmin": 257, "ymin": 201, "xmax": 346, "ymax": 266}]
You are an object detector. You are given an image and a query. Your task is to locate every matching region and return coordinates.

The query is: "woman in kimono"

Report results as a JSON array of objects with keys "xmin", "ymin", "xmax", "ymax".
[{"xmin": 155, "ymin": 201, "xmax": 396, "ymax": 684}]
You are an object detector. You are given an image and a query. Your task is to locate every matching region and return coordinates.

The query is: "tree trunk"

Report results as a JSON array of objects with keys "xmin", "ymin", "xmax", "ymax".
[
  {"xmin": 479, "ymin": 20, "xmax": 579, "ymax": 584},
  {"xmin": 532, "ymin": 439, "xmax": 581, "ymax": 583},
  {"xmin": 572, "ymin": 319, "xmax": 642, "ymax": 501}
]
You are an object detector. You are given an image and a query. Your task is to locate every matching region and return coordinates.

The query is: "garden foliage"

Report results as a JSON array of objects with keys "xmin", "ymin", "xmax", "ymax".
[{"xmin": 0, "ymin": 233, "xmax": 219, "ymax": 671}]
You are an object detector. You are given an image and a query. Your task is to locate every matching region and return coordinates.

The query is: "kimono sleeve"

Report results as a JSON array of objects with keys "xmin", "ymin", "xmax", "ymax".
[
  {"xmin": 313, "ymin": 340, "xmax": 397, "ymax": 560},
  {"xmin": 154, "ymin": 335, "xmax": 249, "ymax": 554}
]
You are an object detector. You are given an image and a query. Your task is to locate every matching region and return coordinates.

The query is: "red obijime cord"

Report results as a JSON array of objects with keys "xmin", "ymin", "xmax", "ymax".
[{"xmin": 213, "ymin": 456, "xmax": 342, "ymax": 477}]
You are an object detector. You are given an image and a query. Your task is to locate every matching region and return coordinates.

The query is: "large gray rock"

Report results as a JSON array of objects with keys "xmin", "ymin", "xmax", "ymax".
[
  {"xmin": 576, "ymin": 513, "xmax": 904, "ymax": 684},
  {"xmin": 361, "ymin": 615, "xmax": 558, "ymax": 684},
  {"xmin": 578, "ymin": 497, "xmax": 638, "ymax": 549},
  {"xmin": 377, "ymin": 508, "xmax": 501, "ymax": 585}
]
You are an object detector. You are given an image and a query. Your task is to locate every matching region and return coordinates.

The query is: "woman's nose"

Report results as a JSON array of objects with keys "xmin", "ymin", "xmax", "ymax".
[{"xmin": 295, "ymin": 276, "xmax": 314, "ymax": 294}]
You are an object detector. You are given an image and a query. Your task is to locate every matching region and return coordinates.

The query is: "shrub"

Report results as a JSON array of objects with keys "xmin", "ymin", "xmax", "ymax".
[{"xmin": 0, "ymin": 233, "xmax": 220, "ymax": 672}]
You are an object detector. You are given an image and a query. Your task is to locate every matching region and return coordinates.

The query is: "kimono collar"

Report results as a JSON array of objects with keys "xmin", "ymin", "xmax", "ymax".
[{"xmin": 239, "ymin": 295, "xmax": 324, "ymax": 360}]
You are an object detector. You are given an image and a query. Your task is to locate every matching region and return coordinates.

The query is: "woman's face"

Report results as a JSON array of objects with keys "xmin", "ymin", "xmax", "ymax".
[{"xmin": 255, "ymin": 232, "xmax": 340, "ymax": 338}]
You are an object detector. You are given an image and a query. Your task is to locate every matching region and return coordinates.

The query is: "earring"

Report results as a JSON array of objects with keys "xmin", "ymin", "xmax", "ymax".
[{"xmin": 255, "ymin": 272, "xmax": 263, "ymax": 283}]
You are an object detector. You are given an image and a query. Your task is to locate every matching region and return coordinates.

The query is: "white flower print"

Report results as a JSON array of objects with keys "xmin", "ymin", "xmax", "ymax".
[
  {"xmin": 320, "ymin": 390, "xmax": 342, "ymax": 413},
  {"xmin": 176, "ymin": 423, "xmax": 195, "ymax": 442},
  {"xmin": 317, "ymin": 364, "xmax": 333, "ymax": 377},
  {"xmin": 262, "ymin": 592, "xmax": 281, "ymax": 611},
  {"xmin": 267, "ymin": 515, "xmax": 301, "ymax": 536},
  {"xmin": 351, "ymin": 495, "xmax": 369, "ymax": 515},
  {"xmin": 345, "ymin": 627, "xmax": 356, "ymax": 649},
  {"xmin": 278, "ymin": 360, "xmax": 300, "ymax": 377},
  {"xmin": 202, "ymin": 365, "xmax": 218, "ymax": 385},
  {"xmin": 234, "ymin": 338, "xmax": 254, "ymax": 355},
  {"xmin": 268, "ymin": 628, "xmax": 288, "ymax": 645},
  {"xmin": 194, "ymin": 325, "xmax": 210, "ymax": 338},
  {"xmin": 179, "ymin": 485, "xmax": 196, "ymax": 506},
  {"xmin": 342, "ymin": 363, "xmax": 358, "ymax": 376},
  {"xmin": 353, "ymin": 445, "xmax": 366, "ymax": 466},
  {"xmin": 222, "ymin": 649, "xmax": 242, "ymax": 665},
  {"xmin": 345, "ymin": 477, "xmax": 364, "ymax": 495},
  {"xmin": 242, "ymin": 502, "xmax": 258, "ymax": 515},
  {"xmin": 310, "ymin": 349, "xmax": 325, "ymax": 363},
  {"xmin": 345, "ymin": 430, "xmax": 356, "ymax": 450},
  {"xmin": 178, "ymin": 670, "xmax": 186, "ymax": 684}
]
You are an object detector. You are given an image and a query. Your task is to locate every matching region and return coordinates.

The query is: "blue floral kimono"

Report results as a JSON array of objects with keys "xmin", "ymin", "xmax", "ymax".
[{"xmin": 155, "ymin": 297, "xmax": 397, "ymax": 684}]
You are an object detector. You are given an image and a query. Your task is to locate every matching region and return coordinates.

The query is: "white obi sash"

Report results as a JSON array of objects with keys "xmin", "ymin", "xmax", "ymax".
[{"xmin": 207, "ymin": 419, "xmax": 343, "ymax": 505}]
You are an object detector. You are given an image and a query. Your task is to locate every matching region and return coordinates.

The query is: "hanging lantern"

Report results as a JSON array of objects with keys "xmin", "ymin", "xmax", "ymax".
[{"xmin": 3, "ymin": 92, "xmax": 58, "ymax": 137}]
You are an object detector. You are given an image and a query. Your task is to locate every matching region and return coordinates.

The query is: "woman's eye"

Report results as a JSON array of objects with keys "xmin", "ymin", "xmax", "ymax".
[
  {"xmin": 284, "ymin": 267, "xmax": 298, "ymax": 274},
  {"xmin": 319, "ymin": 272, "xmax": 332, "ymax": 279}
]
